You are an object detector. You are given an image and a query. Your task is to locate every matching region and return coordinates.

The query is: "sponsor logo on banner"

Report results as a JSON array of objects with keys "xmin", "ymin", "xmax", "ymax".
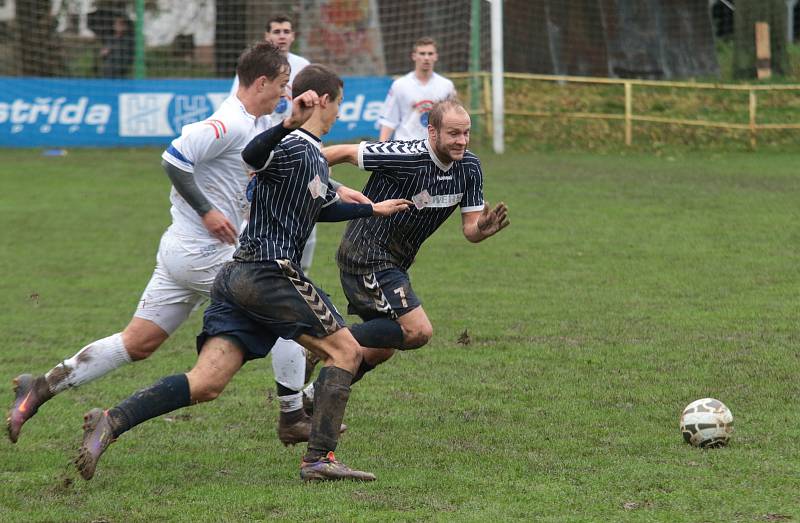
[
  {"xmin": 119, "ymin": 93, "xmax": 174, "ymax": 136},
  {"xmin": 0, "ymin": 77, "xmax": 390, "ymax": 146},
  {"xmin": 119, "ymin": 93, "xmax": 226, "ymax": 137},
  {"xmin": 338, "ymin": 94, "xmax": 383, "ymax": 131},
  {"xmin": 0, "ymin": 97, "xmax": 111, "ymax": 135}
]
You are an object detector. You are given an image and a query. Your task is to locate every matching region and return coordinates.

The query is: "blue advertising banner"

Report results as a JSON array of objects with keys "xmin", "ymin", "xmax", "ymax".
[{"xmin": 0, "ymin": 76, "xmax": 391, "ymax": 147}]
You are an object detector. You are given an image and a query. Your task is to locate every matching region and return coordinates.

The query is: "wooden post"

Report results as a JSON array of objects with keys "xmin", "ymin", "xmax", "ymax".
[
  {"xmin": 749, "ymin": 89, "xmax": 758, "ymax": 149},
  {"xmin": 755, "ymin": 22, "xmax": 772, "ymax": 80},
  {"xmin": 624, "ymin": 82, "xmax": 633, "ymax": 146}
]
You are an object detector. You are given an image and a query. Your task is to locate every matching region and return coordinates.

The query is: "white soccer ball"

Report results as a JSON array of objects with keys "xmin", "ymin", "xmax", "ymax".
[{"xmin": 680, "ymin": 398, "xmax": 733, "ymax": 448}]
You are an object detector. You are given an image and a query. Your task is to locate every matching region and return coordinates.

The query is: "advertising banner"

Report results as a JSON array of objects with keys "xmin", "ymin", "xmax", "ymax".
[{"xmin": 0, "ymin": 76, "xmax": 391, "ymax": 147}]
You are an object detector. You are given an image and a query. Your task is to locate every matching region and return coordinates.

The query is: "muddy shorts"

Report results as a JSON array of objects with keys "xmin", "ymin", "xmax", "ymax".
[
  {"xmin": 197, "ymin": 260, "xmax": 345, "ymax": 361},
  {"xmin": 135, "ymin": 227, "xmax": 235, "ymax": 334},
  {"xmin": 339, "ymin": 267, "xmax": 421, "ymax": 321}
]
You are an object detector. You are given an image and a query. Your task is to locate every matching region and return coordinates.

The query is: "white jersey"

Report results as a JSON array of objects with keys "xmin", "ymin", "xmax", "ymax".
[
  {"xmin": 161, "ymin": 95, "xmax": 270, "ymax": 239},
  {"xmin": 230, "ymin": 52, "xmax": 310, "ymax": 127},
  {"xmin": 378, "ymin": 72, "xmax": 456, "ymax": 141}
]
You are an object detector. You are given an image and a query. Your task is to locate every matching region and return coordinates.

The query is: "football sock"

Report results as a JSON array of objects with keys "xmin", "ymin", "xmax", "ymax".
[
  {"xmin": 107, "ymin": 374, "xmax": 190, "ymax": 438},
  {"xmin": 350, "ymin": 359, "xmax": 376, "ymax": 386},
  {"xmin": 277, "ymin": 383, "xmax": 303, "ymax": 413},
  {"xmin": 304, "ymin": 366, "xmax": 352, "ymax": 462},
  {"xmin": 45, "ymin": 333, "xmax": 132, "ymax": 394},
  {"xmin": 350, "ymin": 319, "xmax": 404, "ymax": 349},
  {"xmin": 271, "ymin": 338, "xmax": 306, "ymax": 391},
  {"xmin": 302, "ymin": 382, "xmax": 315, "ymax": 403}
]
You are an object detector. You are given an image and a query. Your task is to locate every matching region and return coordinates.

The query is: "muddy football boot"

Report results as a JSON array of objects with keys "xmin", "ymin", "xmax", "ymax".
[
  {"xmin": 7, "ymin": 374, "xmax": 50, "ymax": 443},
  {"xmin": 300, "ymin": 451, "xmax": 376, "ymax": 482},
  {"xmin": 278, "ymin": 411, "xmax": 347, "ymax": 447},
  {"xmin": 75, "ymin": 408, "xmax": 116, "ymax": 480}
]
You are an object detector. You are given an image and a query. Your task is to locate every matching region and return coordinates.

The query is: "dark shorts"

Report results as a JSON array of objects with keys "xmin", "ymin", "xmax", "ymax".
[
  {"xmin": 339, "ymin": 267, "xmax": 421, "ymax": 321},
  {"xmin": 197, "ymin": 260, "xmax": 345, "ymax": 361}
]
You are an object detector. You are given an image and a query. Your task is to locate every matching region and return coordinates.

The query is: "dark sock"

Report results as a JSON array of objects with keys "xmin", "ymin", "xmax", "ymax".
[
  {"xmin": 350, "ymin": 360, "xmax": 375, "ymax": 386},
  {"xmin": 276, "ymin": 382, "xmax": 299, "ymax": 397},
  {"xmin": 350, "ymin": 319, "xmax": 404, "ymax": 349},
  {"xmin": 304, "ymin": 366, "xmax": 352, "ymax": 462},
  {"xmin": 107, "ymin": 374, "xmax": 190, "ymax": 438}
]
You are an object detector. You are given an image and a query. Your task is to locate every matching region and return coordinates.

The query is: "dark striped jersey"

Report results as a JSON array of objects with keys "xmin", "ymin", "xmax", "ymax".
[
  {"xmin": 337, "ymin": 139, "xmax": 485, "ymax": 274},
  {"xmin": 235, "ymin": 128, "xmax": 338, "ymax": 265}
]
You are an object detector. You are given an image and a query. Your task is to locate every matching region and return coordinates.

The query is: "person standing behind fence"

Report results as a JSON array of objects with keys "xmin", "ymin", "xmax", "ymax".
[
  {"xmin": 378, "ymin": 36, "xmax": 456, "ymax": 141},
  {"xmin": 99, "ymin": 13, "xmax": 134, "ymax": 78},
  {"xmin": 231, "ymin": 14, "xmax": 310, "ymax": 127}
]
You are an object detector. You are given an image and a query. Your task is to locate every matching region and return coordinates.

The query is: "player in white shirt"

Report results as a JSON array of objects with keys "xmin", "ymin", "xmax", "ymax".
[
  {"xmin": 6, "ymin": 42, "xmax": 342, "ymax": 446},
  {"xmin": 378, "ymin": 36, "xmax": 456, "ymax": 142}
]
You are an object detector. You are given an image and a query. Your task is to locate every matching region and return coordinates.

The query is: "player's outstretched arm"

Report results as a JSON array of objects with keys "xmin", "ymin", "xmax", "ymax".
[
  {"xmin": 371, "ymin": 198, "xmax": 413, "ymax": 217},
  {"xmin": 321, "ymin": 144, "xmax": 359, "ymax": 166},
  {"xmin": 317, "ymin": 199, "xmax": 411, "ymax": 222},
  {"xmin": 336, "ymin": 184, "xmax": 373, "ymax": 204},
  {"xmin": 461, "ymin": 201, "xmax": 510, "ymax": 243}
]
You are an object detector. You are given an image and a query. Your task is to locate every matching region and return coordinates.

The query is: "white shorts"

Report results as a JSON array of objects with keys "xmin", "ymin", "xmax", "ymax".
[{"xmin": 135, "ymin": 227, "xmax": 235, "ymax": 334}]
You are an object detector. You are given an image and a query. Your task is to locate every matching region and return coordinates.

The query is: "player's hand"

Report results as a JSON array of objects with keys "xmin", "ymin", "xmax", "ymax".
[
  {"xmin": 337, "ymin": 185, "xmax": 373, "ymax": 204},
  {"xmin": 284, "ymin": 90, "xmax": 319, "ymax": 129},
  {"xmin": 372, "ymin": 199, "xmax": 413, "ymax": 217},
  {"xmin": 202, "ymin": 209, "xmax": 238, "ymax": 245},
  {"xmin": 476, "ymin": 201, "xmax": 510, "ymax": 238}
]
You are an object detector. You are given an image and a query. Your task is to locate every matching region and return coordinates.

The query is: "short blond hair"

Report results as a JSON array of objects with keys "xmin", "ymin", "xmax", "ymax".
[{"xmin": 413, "ymin": 36, "xmax": 437, "ymax": 52}]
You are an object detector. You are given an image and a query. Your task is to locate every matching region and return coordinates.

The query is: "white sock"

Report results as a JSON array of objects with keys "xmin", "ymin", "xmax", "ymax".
[
  {"xmin": 303, "ymin": 382, "xmax": 315, "ymax": 402},
  {"xmin": 278, "ymin": 392, "xmax": 303, "ymax": 413},
  {"xmin": 270, "ymin": 337, "xmax": 306, "ymax": 392},
  {"xmin": 45, "ymin": 333, "xmax": 132, "ymax": 394}
]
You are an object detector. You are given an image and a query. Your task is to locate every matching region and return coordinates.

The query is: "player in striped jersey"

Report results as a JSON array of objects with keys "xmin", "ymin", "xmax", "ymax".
[
  {"xmin": 228, "ymin": 15, "xmax": 338, "ymax": 440},
  {"xmin": 315, "ymin": 98, "xmax": 509, "ymax": 388},
  {"xmin": 74, "ymin": 65, "xmax": 411, "ymax": 482}
]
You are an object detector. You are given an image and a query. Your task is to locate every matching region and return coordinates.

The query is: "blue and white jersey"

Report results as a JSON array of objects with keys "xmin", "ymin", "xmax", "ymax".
[
  {"xmin": 236, "ymin": 128, "xmax": 339, "ymax": 265},
  {"xmin": 161, "ymin": 96, "xmax": 269, "ymax": 239},
  {"xmin": 337, "ymin": 139, "xmax": 485, "ymax": 274}
]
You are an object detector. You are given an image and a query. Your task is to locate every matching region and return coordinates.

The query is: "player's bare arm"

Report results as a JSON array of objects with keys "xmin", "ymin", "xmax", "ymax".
[
  {"xmin": 372, "ymin": 199, "xmax": 413, "ymax": 216},
  {"xmin": 161, "ymin": 160, "xmax": 237, "ymax": 244},
  {"xmin": 321, "ymin": 144, "xmax": 359, "ymax": 166},
  {"xmin": 461, "ymin": 201, "xmax": 510, "ymax": 242},
  {"xmin": 327, "ymin": 176, "xmax": 373, "ymax": 204},
  {"xmin": 317, "ymin": 199, "xmax": 412, "ymax": 222},
  {"xmin": 336, "ymin": 185, "xmax": 373, "ymax": 204}
]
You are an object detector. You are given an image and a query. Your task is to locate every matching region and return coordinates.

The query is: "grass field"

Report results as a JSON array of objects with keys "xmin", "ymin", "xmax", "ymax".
[{"xmin": 1, "ymin": 148, "xmax": 799, "ymax": 522}]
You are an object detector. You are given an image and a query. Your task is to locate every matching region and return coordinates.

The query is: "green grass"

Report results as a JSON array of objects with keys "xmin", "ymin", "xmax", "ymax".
[{"xmin": 1, "ymin": 148, "xmax": 800, "ymax": 522}]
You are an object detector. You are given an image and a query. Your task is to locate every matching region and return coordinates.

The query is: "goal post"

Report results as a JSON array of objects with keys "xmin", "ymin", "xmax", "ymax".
[{"xmin": 490, "ymin": 0, "xmax": 504, "ymax": 153}]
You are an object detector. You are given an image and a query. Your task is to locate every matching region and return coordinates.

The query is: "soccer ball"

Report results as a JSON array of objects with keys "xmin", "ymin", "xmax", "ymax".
[{"xmin": 680, "ymin": 398, "xmax": 734, "ymax": 448}]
